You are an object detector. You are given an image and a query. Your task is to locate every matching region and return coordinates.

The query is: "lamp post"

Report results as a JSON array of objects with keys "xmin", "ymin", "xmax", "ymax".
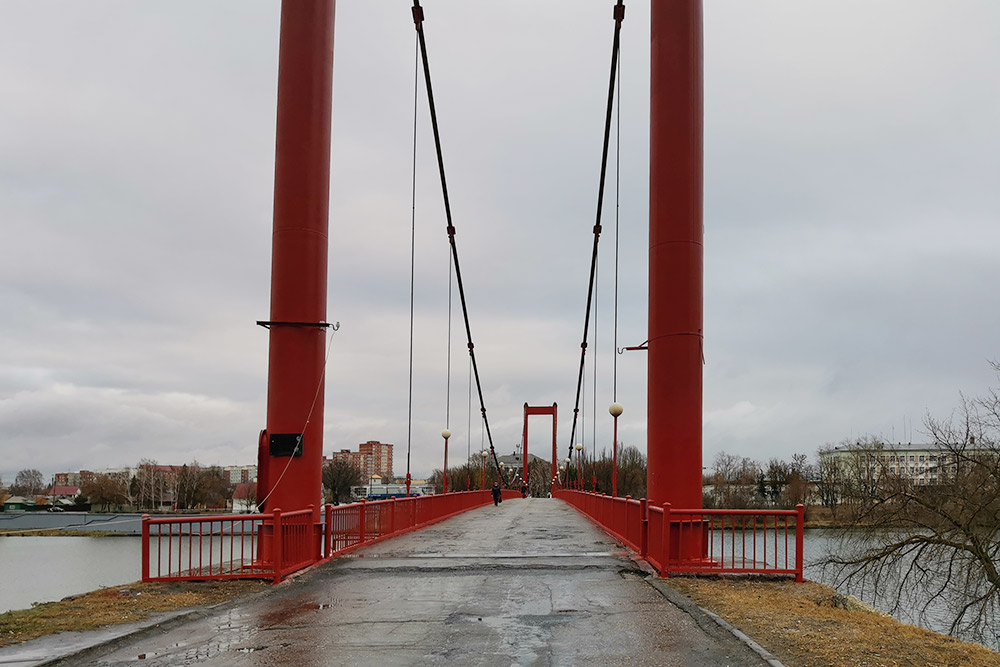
[
  {"xmin": 574, "ymin": 443, "xmax": 583, "ymax": 490},
  {"xmin": 499, "ymin": 461, "xmax": 506, "ymax": 488},
  {"xmin": 559, "ymin": 464, "xmax": 566, "ymax": 489},
  {"xmin": 564, "ymin": 457, "xmax": 572, "ymax": 489},
  {"xmin": 441, "ymin": 429, "xmax": 451, "ymax": 494},
  {"xmin": 481, "ymin": 450, "xmax": 489, "ymax": 491},
  {"xmin": 609, "ymin": 402, "xmax": 623, "ymax": 497}
]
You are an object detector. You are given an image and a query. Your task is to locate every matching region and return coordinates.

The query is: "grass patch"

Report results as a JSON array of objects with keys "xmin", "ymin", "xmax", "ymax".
[
  {"xmin": 0, "ymin": 580, "xmax": 269, "ymax": 648},
  {"xmin": 668, "ymin": 577, "xmax": 999, "ymax": 667}
]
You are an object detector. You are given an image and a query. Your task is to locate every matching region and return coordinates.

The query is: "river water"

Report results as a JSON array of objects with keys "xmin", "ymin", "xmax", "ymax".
[
  {"xmin": 0, "ymin": 529, "xmax": 995, "ymax": 650},
  {"xmin": 0, "ymin": 536, "xmax": 142, "ymax": 613}
]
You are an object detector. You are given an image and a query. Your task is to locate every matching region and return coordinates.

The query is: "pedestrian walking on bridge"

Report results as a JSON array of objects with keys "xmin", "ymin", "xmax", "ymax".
[{"xmin": 491, "ymin": 481, "xmax": 502, "ymax": 506}]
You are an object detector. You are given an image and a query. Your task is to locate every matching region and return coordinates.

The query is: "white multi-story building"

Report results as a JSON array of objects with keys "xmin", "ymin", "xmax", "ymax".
[
  {"xmin": 224, "ymin": 465, "xmax": 257, "ymax": 484},
  {"xmin": 820, "ymin": 444, "xmax": 990, "ymax": 486}
]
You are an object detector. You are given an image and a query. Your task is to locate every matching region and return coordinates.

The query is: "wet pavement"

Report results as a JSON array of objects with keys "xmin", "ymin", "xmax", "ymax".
[{"xmin": 24, "ymin": 498, "xmax": 769, "ymax": 666}]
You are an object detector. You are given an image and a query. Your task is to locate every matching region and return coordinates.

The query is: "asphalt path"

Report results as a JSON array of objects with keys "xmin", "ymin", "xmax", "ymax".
[{"xmin": 51, "ymin": 498, "xmax": 769, "ymax": 666}]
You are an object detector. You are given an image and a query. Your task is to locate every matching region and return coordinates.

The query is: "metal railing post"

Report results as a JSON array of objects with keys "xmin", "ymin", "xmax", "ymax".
[
  {"xmin": 324, "ymin": 504, "xmax": 333, "ymax": 559},
  {"xmin": 795, "ymin": 504, "xmax": 805, "ymax": 583},
  {"xmin": 390, "ymin": 497, "xmax": 397, "ymax": 535},
  {"xmin": 639, "ymin": 498, "xmax": 649, "ymax": 559},
  {"xmin": 359, "ymin": 499, "xmax": 367, "ymax": 544},
  {"xmin": 661, "ymin": 503, "xmax": 671, "ymax": 577},
  {"xmin": 272, "ymin": 508, "xmax": 283, "ymax": 584},
  {"xmin": 141, "ymin": 515, "xmax": 151, "ymax": 581}
]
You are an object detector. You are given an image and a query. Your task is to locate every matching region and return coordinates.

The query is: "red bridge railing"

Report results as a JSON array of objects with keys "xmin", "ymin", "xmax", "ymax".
[
  {"xmin": 143, "ymin": 489, "xmax": 516, "ymax": 584},
  {"xmin": 555, "ymin": 490, "xmax": 804, "ymax": 582}
]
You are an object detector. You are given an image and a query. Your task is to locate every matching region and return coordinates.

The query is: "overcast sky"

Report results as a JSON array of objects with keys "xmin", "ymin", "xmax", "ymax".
[{"xmin": 1, "ymin": 1, "xmax": 998, "ymax": 486}]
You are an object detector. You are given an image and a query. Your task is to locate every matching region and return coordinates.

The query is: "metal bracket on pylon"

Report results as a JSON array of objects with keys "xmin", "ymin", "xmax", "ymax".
[{"xmin": 617, "ymin": 340, "xmax": 648, "ymax": 354}]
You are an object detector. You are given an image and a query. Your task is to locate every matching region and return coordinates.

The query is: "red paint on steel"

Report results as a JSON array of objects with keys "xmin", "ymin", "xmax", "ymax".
[
  {"xmin": 647, "ymin": 0, "xmax": 703, "ymax": 513},
  {"xmin": 442, "ymin": 435, "xmax": 449, "ymax": 494},
  {"xmin": 523, "ymin": 403, "xmax": 557, "ymax": 490},
  {"xmin": 612, "ymin": 416, "xmax": 619, "ymax": 496},
  {"xmin": 795, "ymin": 504, "xmax": 805, "ymax": 582},
  {"xmin": 262, "ymin": 0, "xmax": 335, "ymax": 525},
  {"xmin": 554, "ymin": 491, "xmax": 804, "ymax": 581},
  {"xmin": 141, "ymin": 515, "xmax": 150, "ymax": 581}
]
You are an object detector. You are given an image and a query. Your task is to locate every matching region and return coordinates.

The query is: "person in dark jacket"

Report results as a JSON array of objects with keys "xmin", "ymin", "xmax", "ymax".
[
  {"xmin": 491, "ymin": 481, "xmax": 502, "ymax": 506},
  {"xmin": 520, "ymin": 482, "xmax": 528, "ymax": 498}
]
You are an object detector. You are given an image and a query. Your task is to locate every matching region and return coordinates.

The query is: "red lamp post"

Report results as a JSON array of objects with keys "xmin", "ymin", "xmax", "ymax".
[
  {"xmin": 481, "ymin": 450, "xmax": 489, "ymax": 491},
  {"xmin": 609, "ymin": 402, "xmax": 623, "ymax": 497},
  {"xmin": 574, "ymin": 443, "xmax": 583, "ymax": 491},
  {"xmin": 441, "ymin": 429, "xmax": 451, "ymax": 494}
]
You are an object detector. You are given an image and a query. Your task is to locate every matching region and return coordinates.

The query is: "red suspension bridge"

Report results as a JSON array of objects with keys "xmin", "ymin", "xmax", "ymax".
[{"xmin": 139, "ymin": 0, "xmax": 805, "ymax": 591}]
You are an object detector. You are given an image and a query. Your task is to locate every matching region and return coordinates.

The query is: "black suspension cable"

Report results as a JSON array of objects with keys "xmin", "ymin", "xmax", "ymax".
[
  {"xmin": 411, "ymin": 1, "xmax": 503, "ymax": 479},
  {"xmin": 567, "ymin": 0, "xmax": 625, "ymax": 461}
]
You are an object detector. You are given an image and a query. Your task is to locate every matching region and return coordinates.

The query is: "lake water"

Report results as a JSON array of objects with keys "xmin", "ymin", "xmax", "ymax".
[
  {"xmin": 0, "ymin": 529, "xmax": 995, "ymax": 650},
  {"xmin": 0, "ymin": 536, "xmax": 142, "ymax": 613}
]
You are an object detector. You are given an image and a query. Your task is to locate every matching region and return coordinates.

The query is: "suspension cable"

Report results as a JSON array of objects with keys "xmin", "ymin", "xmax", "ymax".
[
  {"xmin": 567, "ymin": 0, "xmax": 625, "ymax": 461},
  {"xmin": 411, "ymin": 1, "xmax": 502, "ymax": 479},
  {"xmin": 467, "ymin": 354, "xmax": 472, "ymax": 463},
  {"xmin": 613, "ymin": 37, "xmax": 621, "ymax": 403},
  {"xmin": 593, "ymin": 257, "xmax": 598, "ymax": 466},
  {"xmin": 405, "ymin": 30, "xmax": 419, "ymax": 493},
  {"xmin": 446, "ymin": 249, "xmax": 453, "ymax": 430}
]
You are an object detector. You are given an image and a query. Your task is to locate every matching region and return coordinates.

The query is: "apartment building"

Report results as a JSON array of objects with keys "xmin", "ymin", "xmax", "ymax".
[{"xmin": 330, "ymin": 441, "xmax": 394, "ymax": 479}]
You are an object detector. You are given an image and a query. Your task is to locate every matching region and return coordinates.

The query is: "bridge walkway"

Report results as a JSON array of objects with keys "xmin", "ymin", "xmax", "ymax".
[{"xmin": 64, "ymin": 498, "xmax": 770, "ymax": 666}]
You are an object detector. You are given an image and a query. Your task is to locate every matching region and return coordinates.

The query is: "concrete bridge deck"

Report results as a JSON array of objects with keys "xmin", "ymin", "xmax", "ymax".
[{"xmin": 51, "ymin": 498, "xmax": 770, "ymax": 666}]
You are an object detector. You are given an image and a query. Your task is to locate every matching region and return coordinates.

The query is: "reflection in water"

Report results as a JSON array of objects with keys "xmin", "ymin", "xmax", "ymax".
[{"xmin": 801, "ymin": 528, "xmax": 998, "ymax": 651}]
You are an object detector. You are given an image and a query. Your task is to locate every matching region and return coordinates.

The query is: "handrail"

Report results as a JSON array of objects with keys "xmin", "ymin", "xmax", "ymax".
[
  {"xmin": 142, "ymin": 489, "xmax": 516, "ymax": 583},
  {"xmin": 555, "ymin": 489, "xmax": 804, "ymax": 582}
]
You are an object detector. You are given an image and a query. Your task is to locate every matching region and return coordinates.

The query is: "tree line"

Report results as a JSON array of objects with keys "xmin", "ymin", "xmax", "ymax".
[{"xmin": 1, "ymin": 460, "xmax": 244, "ymax": 512}]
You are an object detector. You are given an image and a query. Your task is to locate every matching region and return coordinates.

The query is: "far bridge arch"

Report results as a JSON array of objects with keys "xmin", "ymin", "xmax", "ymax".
[{"xmin": 522, "ymin": 403, "xmax": 557, "ymax": 492}]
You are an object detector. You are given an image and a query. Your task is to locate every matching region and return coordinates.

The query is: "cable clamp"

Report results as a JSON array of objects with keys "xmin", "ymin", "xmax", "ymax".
[
  {"xmin": 614, "ymin": 2, "xmax": 625, "ymax": 24},
  {"xmin": 593, "ymin": 224, "xmax": 602, "ymax": 235},
  {"xmin": 411, "ymin": 3, "xmax": 424, "ymax": 27},
  {"xmin": 447, "ymin": 225, "xmax": 456, "ymax": 237},
  {"xmin": 257, "ymin": 320, "xmax": 339, "ymax": 330}
]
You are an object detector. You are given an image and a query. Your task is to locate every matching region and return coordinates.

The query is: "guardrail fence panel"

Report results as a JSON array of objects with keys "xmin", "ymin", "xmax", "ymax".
[
  {"xmin": 554, "ymin": 490, "xmax": 803, "ymax": 582},
  {"xmin": 143, "ymin": 489, "xmax": 514, "ymax": 584}
]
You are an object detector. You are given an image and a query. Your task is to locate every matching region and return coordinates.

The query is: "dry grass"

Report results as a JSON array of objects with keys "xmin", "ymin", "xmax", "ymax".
[
  {"xmin": 0, "ymin": 580, "xmax": 269, "ymax": 648},
  {"xmin": 668, "ymin": 577, "xmax": 1000, "ymax": 667}
]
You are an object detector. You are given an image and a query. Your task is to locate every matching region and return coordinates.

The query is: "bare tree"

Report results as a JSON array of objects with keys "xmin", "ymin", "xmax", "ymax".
[
  {"xmin": 815, "ymin": 445, "xmax": 845, "ymax": 518},
  {"xmin": 823, "ymin": 364, "xmax": 1000, "ymax": 646},
  {"xmin": 11, "ymin": 468, "xmax": 45, "ymax": 496},
  {"xmin": 82, "ymin": 473, "xmax": 130, "ymax": 511},
  {"xmin": 174, "ymin": 464, "xmax": 201, "ymax": 510},
  {"xmin": 706, "ymin": 452, "xmax": 760, "ymax": 509},
  {"xmin": 322, "ymin": 459, "xmax": 363, "ymax": 504},
  {"xmin": 195, "ymin": 466, "xmax": 230, "ymax": 509}
]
